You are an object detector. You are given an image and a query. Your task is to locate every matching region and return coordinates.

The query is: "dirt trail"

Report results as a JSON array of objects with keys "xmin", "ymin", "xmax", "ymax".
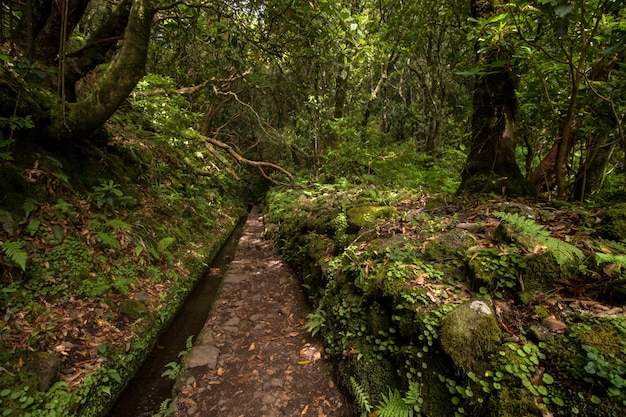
[{"xmin": 171, "ymin": 206, "xmax": 353, "ymax": 417}]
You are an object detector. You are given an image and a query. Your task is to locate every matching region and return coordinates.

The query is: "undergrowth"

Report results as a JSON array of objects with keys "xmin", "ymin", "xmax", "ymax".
[{"xmin": 0, "ymin": 85, "xmax": 247, "ymax": 416}]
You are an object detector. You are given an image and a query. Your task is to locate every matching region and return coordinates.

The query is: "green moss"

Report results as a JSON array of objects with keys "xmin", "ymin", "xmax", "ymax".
[
  {"xmin": 346, "ymin": 205, "xmax": 396, "ymax": 229},
  {"xmin": 440, "ymin": 300, "xmax": 502, "ymax": 372},
  {"xmin": 523, "ymin": 252, "xmax": 565, "ymax": 291},
  {"xmin": 491, "ymin": 386, "xmax": 540, "ymax": 417},
  {"xmin": 601, "ymin": 203, "xmax": 626, "ymax": 240},
  {"xmin": 574, "ymin": 321, "xmax": 625, "ymax": 358},
  {"xmin": 424, "ymin": 229, "xmax": 477, "ymax": 261},
  {"xmin": 119, "ymin": 299, "xmax": 150, "ymax": 320}
]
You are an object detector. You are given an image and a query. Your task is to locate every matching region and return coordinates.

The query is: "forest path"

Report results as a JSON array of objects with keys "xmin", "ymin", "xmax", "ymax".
[{"xmin": 171, "ymin": 205, "xmax": 353, "ymax": 417}]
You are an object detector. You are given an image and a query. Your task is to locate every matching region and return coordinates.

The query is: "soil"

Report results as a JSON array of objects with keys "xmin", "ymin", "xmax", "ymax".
[{"xmin": 170, "ymin": 206, "xmax": 353, "ymax": 417}]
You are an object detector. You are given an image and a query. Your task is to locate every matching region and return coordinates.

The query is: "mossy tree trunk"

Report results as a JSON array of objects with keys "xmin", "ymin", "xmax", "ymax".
[
  {"xmin": 47, "ymin": 0, "xmax": 156, "ymax": 140},
  {"xmin": 2, "ymin": 0, "xmax": 156, "ymax": 143},
  {"xmin": 458, "ymin": 0, "xmax": 536, "ymax": 197}
]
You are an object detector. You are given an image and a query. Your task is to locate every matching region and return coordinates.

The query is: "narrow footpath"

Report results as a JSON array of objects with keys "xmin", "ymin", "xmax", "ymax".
[{"xmin": 171, "ymin": 206, "xmax": 353, "ymax": 417}]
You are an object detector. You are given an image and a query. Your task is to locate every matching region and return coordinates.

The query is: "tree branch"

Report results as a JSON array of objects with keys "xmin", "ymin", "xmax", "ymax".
[{"xmin": 200, "ymin": 135, "xmax": 297, "ymax": 187}]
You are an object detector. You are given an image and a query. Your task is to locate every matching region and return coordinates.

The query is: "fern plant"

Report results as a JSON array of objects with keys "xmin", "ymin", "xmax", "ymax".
[
  {"xmin": 349, "ymin": 376, "xmax": 373, "ymax": 416},
  {"xmin": 1, "ymin": 240, "xmax": 27, "ymax": 270},
  {"xmin": 495, "ymin": 212, "xmax": 584, "ymax": 266},
  {"xmin": 376, "ymin": 389, "xmax": 414, "ymax": 417}
]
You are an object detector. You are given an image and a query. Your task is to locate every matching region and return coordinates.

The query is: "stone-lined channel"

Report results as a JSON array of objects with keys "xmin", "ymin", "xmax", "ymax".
[{"xmin": 109, "ymin": 218, "xmax": 247, "ymax": 417}]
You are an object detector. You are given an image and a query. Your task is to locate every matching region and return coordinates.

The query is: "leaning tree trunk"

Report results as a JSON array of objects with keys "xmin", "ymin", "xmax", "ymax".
[
  {"xmin": 46, "ymin": 0, "xmax": 156, "ymax": 141},
  {"xmin": 457, "ymin": 0, "xmax": 536, "ymax": 197}
]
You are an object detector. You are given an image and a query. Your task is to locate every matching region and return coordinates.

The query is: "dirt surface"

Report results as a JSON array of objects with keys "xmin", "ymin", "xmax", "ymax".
[{"xmin": 170, "ymin": 206, "xmax": 353, "ymax": 417}]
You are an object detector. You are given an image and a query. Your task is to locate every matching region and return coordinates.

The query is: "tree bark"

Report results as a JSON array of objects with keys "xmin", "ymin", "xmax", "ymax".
[
  {"xmin": 31, "ymin": 0, "xmax": 90, "ymax": 63},
  {"xmin": 571, "ymin": 131, "xmax": 615, "ymax": 201},
  {"xmin": 47, "ymin": 0, "xmax": 156, "ymax": 140},
  {"xmin": 458, "ymin": 0, "xmax": 536, "ymax": 196},
  {"xmin": 64, "ymin": 0, "xmax": 133, "ymax": 102}
]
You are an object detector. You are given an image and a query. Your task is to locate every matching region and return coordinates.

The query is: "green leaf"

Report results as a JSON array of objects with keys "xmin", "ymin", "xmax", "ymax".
[
  {"xmin": 26, "ymin": 220, "xmax": 41, "ymax": 237},
  {"xmin": 1, "ymin": 241, "xmax": 27, "ymax": 270},
  {"xmin": 96, "ymin": 232, "xmax": 121, "ymax": 250},
  {"xmin": 105, "ymin": 219, "xmax": 132, "ymax": 230},
  {"xmin": 542, "ymin": 373, "xmax": 554, "ymax": 384},
  {"xmin": 23, "ymin": 198, "xmax": 39, "ymax": 218},
  {"xmin": 157, "ymin": 237, "xmax": 175, "ymax": 252}
]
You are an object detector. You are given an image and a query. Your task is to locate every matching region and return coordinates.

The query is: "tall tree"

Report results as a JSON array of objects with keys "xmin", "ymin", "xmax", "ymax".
[{"xmin": 458, "ymin": 0, "xmax": 536, "ymax": 196}]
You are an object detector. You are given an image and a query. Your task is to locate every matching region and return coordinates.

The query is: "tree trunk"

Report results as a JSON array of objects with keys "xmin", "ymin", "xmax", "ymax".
[
  {"xmin": 333, "ymin": 71, "xmax": 348, "ymax": 119},
  {"xmin": 362, "ymin": 50, "xmax": 399, "ymax": 127},
  {"xmin": 31, "ymin": 0, "xmax": 90, "ymax": 63},
  {"xmin": 571, "ymin": 131, "xmax": 615, "ymax": 202},
  {"xmin": 47, "ymin": 0, "xmax": 156, "ymax": 140},
  {"xmin": 458, "ymin": 0, "xmax": 536, "ymax": 196},
  {"xmin": 64, "ymin": 0, "xmax": 133, "ymax": 102}
]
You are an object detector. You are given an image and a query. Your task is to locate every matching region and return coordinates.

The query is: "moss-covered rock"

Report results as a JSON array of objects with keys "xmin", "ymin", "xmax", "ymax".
[
  {"xmin": 600, "ymin": 202, "xmax": 626, "ymax": 240},
  {"xmin": 119, "ymin": 299, "xmax": 150, "ymax": 320},
  {"xmin": 424, "ymin": 228, "xmax": 477, "ymax": 261},
  {"xmin": 440, "ymin": 299, "xmax": 502, "ymax": 372},
  {"xmin": 346, "ymin": 205, "xmax": 396, "ymax": 229}
]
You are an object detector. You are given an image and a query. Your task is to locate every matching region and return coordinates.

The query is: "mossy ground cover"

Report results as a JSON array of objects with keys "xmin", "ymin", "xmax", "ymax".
[
  {"xmin": 0, "ymin": 118, "xmax": 247, "ymax": 415},
  {"xmin": 266, "ymin": 180, "xmax": 626, "ymax": 417}
]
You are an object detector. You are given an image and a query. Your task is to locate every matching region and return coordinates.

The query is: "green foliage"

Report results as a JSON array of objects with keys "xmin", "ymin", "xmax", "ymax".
[
  {"xmin": 376, "ymin": 389, "xmax": 415, "ymax": 417},
  {"xmin": 89, "ymin": 180, "xmax": 134, "ymax": 210},
  {"xmin": 582, "ymin": 344, "xmax": 626, "ymax": 399},
  {"xmin": 495, "ymin": 212, "xmax": 584, "ymax": 266},
  {"xmin": 133, "ymin": 74, "xmax": 201, "ymax": 132},
  {"xmin": 350, "ymin": 376, "xmax": 373, "ymax": 415},
  {"xmin": 306, "ymin": 310, "xmax": 326, "ymax": 337},
  {"xmin": 0, "ymin": 240, "xmax": 27, "ymax": 270}
]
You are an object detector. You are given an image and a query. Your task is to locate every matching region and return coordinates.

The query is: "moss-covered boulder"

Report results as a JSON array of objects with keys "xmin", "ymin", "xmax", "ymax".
[
  {"xmin": 600, "ymin": 203, "xmax": 626, "ymax": 240},
  {"xmin": 424, "ymin": 228, "xmax": 477, "ymax": 261},
  {"xmin": 440, "ymin": 299, "xmax": 502, "ymax": 372},
  {"xmin": 346, "ymin": 205, "xmax": 396, "ymax": 229},
  {"xmin": 119, "ymin": 299, "xmax": 150, "ymax": 320}
]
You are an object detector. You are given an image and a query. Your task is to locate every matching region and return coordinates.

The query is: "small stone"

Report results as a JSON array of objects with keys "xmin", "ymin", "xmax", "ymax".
[
  {"xmin": 249, "ymin": 313, "xmax": 264, "ymax": 322},
  {"xmin": 470, "ymin": 300, "xmax": 493, "ymax": 315},
  {"xmin": 27, "ymin": 353, "xmax": 61, "ymax": 390},
  {"xmin": 135, "ymin": 291, "xmax": 151, "ymax": 305},
  {"xmin": 529, "ymin": 324, "xmax": 555, "ymax": 341},
  {"xmin": 224, "ymin": 317, "xmax": 241, "ymax": 327},
  {"xmin": 188, "ymin": 345, "xmax": 220, "ymax": 369}
]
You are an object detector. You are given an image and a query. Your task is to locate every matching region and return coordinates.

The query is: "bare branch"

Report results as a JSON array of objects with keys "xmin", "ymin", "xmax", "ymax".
[{"xmin": 200, "ymin": 135, "xmax": 297, "ymax": 187}]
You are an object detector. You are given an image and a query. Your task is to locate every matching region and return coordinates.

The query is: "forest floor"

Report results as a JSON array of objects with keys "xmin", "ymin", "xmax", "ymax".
[{"xmin": 170, "ymin": 205, "xmax": 353, "ymax": 417}]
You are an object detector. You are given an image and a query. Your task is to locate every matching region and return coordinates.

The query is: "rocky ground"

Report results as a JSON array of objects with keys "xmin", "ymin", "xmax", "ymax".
[{"xmin": 170, "ymin": 206, "xmax": 353, "ymax": 417}]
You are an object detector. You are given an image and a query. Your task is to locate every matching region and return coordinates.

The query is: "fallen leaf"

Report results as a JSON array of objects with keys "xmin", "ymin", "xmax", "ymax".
[
  {"xmin": 248, "ymin": 342, "xmax": 255, "ymax": 351},
  {"xmin": 542, "ymin": 315, "xmax": 567, "ymax": 333},
  {"xmin": 300, "ymin": 404, "xmax": 309, "ymax": 416}
]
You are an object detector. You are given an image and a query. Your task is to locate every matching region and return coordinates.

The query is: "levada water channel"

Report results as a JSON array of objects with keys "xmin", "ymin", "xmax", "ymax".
[{"xmin": 109, "ymin": 218, "xmax": 247, "ymax": 417}]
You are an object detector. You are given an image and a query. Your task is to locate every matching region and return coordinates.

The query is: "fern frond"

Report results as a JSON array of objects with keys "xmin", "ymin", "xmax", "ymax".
[
  {"xmin": 496, "ymin": 212, "xmax": 583, "ymax": 266},
  {"xmin": 595, "ymin": 252, "xmax": 626, "ymax": 268},
  {"xmin": 403, "ymin": 380, "xmax": 422, "ymax": 411},
  {"xmin": 350, "ymin": 376, "xmax": 373, "ymax": 413},
  {"xmin": 376, "ymin": 389, "xmax": 414, "ymax": 417},
  {"xmin": 495, "ymin": 212, "xmax": 549, "ymax": 238},
  {"xmin": 0, "ymin": 209, "xmax": 15, "ymax": 234},
  {"xmin": 158, "ymin": 237, "xmax": 175, "ymax": 252},
  {"xmin": 105, "ymin": 219, "xmax": 132, "ymax": 230},
  {"xmin": 544, "ymin": 237, "xmax": 584, "ymax": 266},
  {"xmin": 1, "ymin": 240, "xmax": 27, "ymax": 270},
  {"xmin": 96, "ymin": 232, "xmax": 121, "ymax": 250}
]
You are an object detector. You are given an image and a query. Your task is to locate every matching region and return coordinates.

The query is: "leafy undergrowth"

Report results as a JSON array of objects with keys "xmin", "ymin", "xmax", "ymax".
[
  {"xmin": 266, "ymin": 181, "xmax": 626, "ymax": 417},
  {"xmin": 0, "ymin": 125, "xmax": 247, "ymax": 416}
]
